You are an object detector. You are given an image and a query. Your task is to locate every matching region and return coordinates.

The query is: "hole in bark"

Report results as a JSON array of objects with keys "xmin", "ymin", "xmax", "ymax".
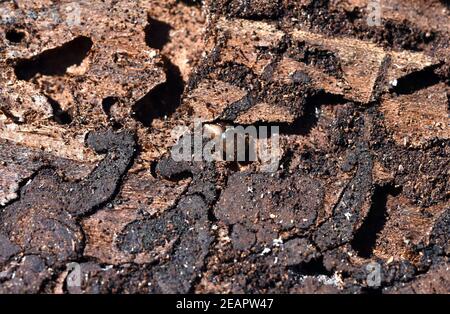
[
  {"xmin": 102, "ymin": 97, "xmax": 118, "ymax": 116},
  {"xmin": 132, "ymin": 56, "xmax": 184, "ymax": 126},
  {"xmin": 14, "ymin": 36, "xmax": 93, "ymax": 80},
  {"xmin": 391, "ymin": 66, "xmax": 441, "ymax": 95},
  {"xmin": 289, "ymin": 256, "xmax": 332, "ymax": 276},
  {"xmin": 178, "ymin": 0, "xmax": 203, "ymax": 6},
  {"xmin": 144, "ymin": 17, "xmax": 172, "ymax": 50},
  {"xmin": 46, "ymin": 96, "xmax": 72, "ymax": 125},
  {"xmin": 280, "ymin": 92, "xmax": 346, "ymax": 136},
  {"xmin": 351, "ymin": 184, "xmax": 402, "ymax": 258},
  {"xmin": 5, "ymin": 29, "xmax": 25, "ymax": 43}
]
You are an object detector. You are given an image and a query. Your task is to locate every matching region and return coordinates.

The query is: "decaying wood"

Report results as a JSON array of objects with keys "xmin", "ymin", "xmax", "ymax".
[{"xmin": 0, "ymin": 0, "xmax": 448, "ymax": 294}]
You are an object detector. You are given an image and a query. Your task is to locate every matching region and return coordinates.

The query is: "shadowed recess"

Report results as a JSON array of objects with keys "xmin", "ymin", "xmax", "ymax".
[
  {"xmin": 178, "ymin": 0, "xmax": 203, "ymax": 6},
  {"xmin": 132, "ymin": 56, "xmax": 184, "ymax": 126},
  {"xmin": 46, "ymin": 96, "xmax": 72, "ymax": 125},
  {"xmin": 440, "ymin": 0, "xmax": 450, "ymax": 9},
  {"xmin": 5, "ymin": 29, "xmax": 25, "ymax": 43},
  {"xmin": 14, "ymin": 36, "xmax": 93, "ymax": 80},
  {"xmin": 289, "ymin": 256, "xmax": 332, "ymax": 276},
  {"xmin": 351, "ymin": 184, "xmax": 402, "ymax": 258},
  {"xmin": 280, "ymin": 92, "xmax": 347, "ymax": 136},
  {"xmin": 391, "ymin": 66, "xmax": 441, "ymax": 95},
  {"xmin": 102, "ymin": 97, "xmax": 119, "ymax": 117},
  {"xmin": 145, "ymin": 17, "xmax": 172, "ymax": 50}
]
